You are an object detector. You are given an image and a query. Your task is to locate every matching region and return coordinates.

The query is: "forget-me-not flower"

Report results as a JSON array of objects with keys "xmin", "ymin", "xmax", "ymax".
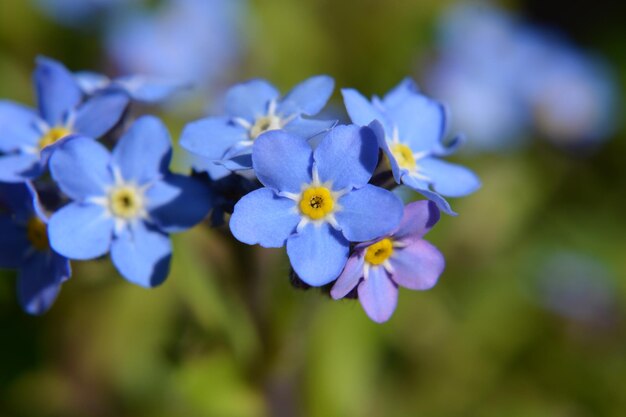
[
  {"xmin": 0, "ymin": 182, "xmax": 71, "ymax": 315},
  {"xmin": 331, "ymin": 200, "xmax": 445, "ymax": 323},
  {"xmin": 229, "ymin": 122, "xmax": 404, "ymax": 286},
  {"xmin": 180, "ymin": 76, "xmax": 336, "ymax": 177},
  {"xmin": 47, "ymin": 116, "xmax": 212, "ymax": 287},
  {"xmin": 0, "ymin": 56, "xmax": 129, "ymax": 183},
  {"xmin": 342, "ymin": 79, "xmax": 481, "ymax": 215}
]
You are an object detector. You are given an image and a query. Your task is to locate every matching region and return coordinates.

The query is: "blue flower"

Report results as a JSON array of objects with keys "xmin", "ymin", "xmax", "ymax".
[
  {"xmin": 47, "ymin": 116, "xmax": 213, "ymax": 287},
  {"xmin": 331, "ymin": 201, "xmax": 444, "ymax": 323},
  {"xmin": 342, "ymin": 79, "xmax": 481, "ymax": 215},
  {"xmin": 0, "ymin": 56, "xmax": 129, "ymax": 183},
  {"xmin": 74, "ymin": 71, "xmax": 187, "ymax": 104},
  {"xmin": 0, "ymin": 182, "xmax": 70, "ymax": 315},
  {"xmin": 180, "ymin": 76, "xmax": 336, "ymax": 178},
  {"xmin": 229, "ymin": 122, "xmax": 404, "ymax": 286}
]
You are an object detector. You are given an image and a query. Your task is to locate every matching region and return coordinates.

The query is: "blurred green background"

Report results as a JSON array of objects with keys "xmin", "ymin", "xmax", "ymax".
[{"xmin": 1, "ymin": 0, "xmax": 626, "ymax": 416}]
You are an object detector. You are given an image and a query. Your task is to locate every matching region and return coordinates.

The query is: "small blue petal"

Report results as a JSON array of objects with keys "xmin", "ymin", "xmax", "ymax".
[
  {"xmin": 381, "ymin": 77, "xmax": 420, "ymax": 110},
  {"xmin": 284, "ymin": 117, "xmax": 336, "ymax": 140},
  {"xmin": 335, "ymin": 185, "xmax": 403, "ymax": 242},
  {"xmin": 34, "ymin": 56, "xmax": 82, "ymax": 126},
  {"xmin": 49, "ymin": 136, "xmax": 112, "ymax": 200},
  {"xmin": 217, "ymin": 154, "xmax": 253, "ymax": 172},
  {"xmin": 278, "ymin": 75, "xmax": 334, "ymax": 116},
  {"xmin": 180, "ymin": 117, "xmax": 247, "ymax": 160},
  {"xmin": 114, "ymin": 75, "xmax": 187, "ymax": 103},
  {"xmin": 48, "ymin": 202, "xmax": 114, "ymax": 260},
  {"xmin": 0, "ymin": 153, "xmax": 40, "ymax": 183},
  {"xmin": 419, "ymin": 157, "xmax": 481, "ymax": 197},
  {"xmin": 0, "ymin": 182, "xmax": 37, "ymax": 216},
  {"xmin": 252, "ymin": 131, "xmax": 313, "ymax": 193},
  {"xmin": 341, "ymin": 88, "xmax": 387, "ymax": 127},
  {"xmin": 74, "ymin": 71, "xmax": 110, "ymax": 95},
  {"xmin": 112, "ymin": 116, "xmax": 172, "ymax": 184},
  {"xmin": 230, "ymin": 188, "xmax": 300, "ymax": 248},
  {"xmin": 0, "ymin": 216, "xmax": 30, "ymax": 268},
  {"xmin": 358, "ymin": 266, "xmax": 398, "ymax": 323},
  {"xmin": 0, "ymin": 101, "xmax": 41, "ymax": 152},
  {"xmin": 314, "ymin": 124, "xmax": 379, "ymax": 191},
  {"xmin": 402, "ymin": 175, "xmax": 457, "ymax": 216},
  {"xmin": 147, "ymin": 173, "xmax": 213, "ymax": 233},
  {"xmin": 17, "ymin": 252, "xmax": 70, "ymax": 315},
  {"xmin": 393, "ymin": 94, "xmax": 446, "ymax": 153},
  {"xmin": 73, "ymin": 92, "xmax": 129, "ymax": 139},
  {"xmin": 286, "ymin": 222, "xmax": 349, "ymax": 286},
  {"xmin": 224, "ymin": 79, "xmax": 279, "ymax": 121},
  {"xmin": 110, "ymin": 221, "xmax": 172, "ymax": 288}
]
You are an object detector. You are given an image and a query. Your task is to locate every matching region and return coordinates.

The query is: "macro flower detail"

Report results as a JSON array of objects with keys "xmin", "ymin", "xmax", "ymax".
[
  {"xmin": 229, "ymin": 122, "xmax": 404, "ymax": 286},
  {"xmin": 0, "ymin": 56, "xmax": 129, "ymax": 183},
  {"xmin": 47, "ymin": 116, "xmax": 213, "ymax": 287},
  {"xmin": 331, "ymin": 200, "xmax": 445, "ymax": 323},
  {"xmin": 0, "ymin": 182, "xmax": 71, "ymax": 315},
  {"xmin": 180, "ymin": 76, "xmax": 336, "ymax": 178},
  {"xmin": 342, "ymin": 79, "xmax": 481, "ymax": 215}
]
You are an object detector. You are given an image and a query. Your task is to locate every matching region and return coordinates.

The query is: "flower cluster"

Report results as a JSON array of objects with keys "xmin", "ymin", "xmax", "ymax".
[{"xmin": 1, "ymin": 57, "xmax": 479, "ymax": 322}]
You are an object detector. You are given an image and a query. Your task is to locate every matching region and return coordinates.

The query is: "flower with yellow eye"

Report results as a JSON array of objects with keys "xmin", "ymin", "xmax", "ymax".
[
  {"xmin": 0, "ymin": 56, "xmax": 128, "ymax": 183},
  {"xmin": 230, "ymin": 121, "xmax": 404, "ymax": 286},
  {"xmin": 180, "ymin": 76, "xmax": 336, "ymax": 180},
  {"xmin": 342, "ymin": 78, "xmax": 481, "ymax": 216},
  {"xmin": 0, "ymin": 182, "xmax": 70, "ymax": 315},
  {"xmin": 331, "ymin": 201, "xmax": 445, "ymax": 323},
  {"xmin": 47, "ymin": 116, "xmax": 213, "ymax": 288}
]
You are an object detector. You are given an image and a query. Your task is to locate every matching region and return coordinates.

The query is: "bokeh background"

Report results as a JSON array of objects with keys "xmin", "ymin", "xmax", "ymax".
[{"xmin": 1, "ymin": 0, "xmax": 626, "ymax": 416}]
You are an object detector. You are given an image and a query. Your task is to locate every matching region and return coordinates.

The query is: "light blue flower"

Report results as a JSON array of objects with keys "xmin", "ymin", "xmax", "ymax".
[
  {"xmin": 0, "ymin": 182, "xmax": 70, "ymax": 315},
  {"xmin": 331, "ymin": 200, "xmax": 444, "ymax": 323},
  {"xmin": 342, "ymin": 79, "xmax": 481, "ymax": 215},
  {"xmin": 106, "ymin": 0, "xmax": 245, "ymax": 92},
  {"xmin": 229, "ymin": 122, "xmax": 404, "ymax": 286},
  {"xmin": 47, "ymin": 116, "xmax": 212, "ymax": 287},
  {"xmin": 75, "ymin": 71, "xmax": 187, "ymax": 104},
  {"xmin": 0, "ymin": 56, "xmax": 129, "ymax": 183},
  {"xmin": 180, "ymin": 76, "xmax": 336, "ymax": 177}
]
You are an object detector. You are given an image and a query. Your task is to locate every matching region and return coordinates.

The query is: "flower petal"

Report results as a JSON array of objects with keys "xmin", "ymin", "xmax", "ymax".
[
  {"xmin": 335, "ymin": 184, "xmax": 403, "ymax": 242},
  {"xmin": 284, "ymin": 117, "xmax": 336, "ymax": 140},
  {"xmin": 393, "ymin": 95, "xmax": 446, "ymax": 153},
  {"xmin": 341, "ymin": 88, "xmax": 386, "ymax": 127},
  {"xmin": 358, "ymin": 266, "xmax": 398, "ymax": 323},
  {"xmin": 330, "ymin": 253, "xmax": 365, "ymax": 299},
  {"xmin": 49, "ymin": 136, "xmax": 112, "ymax": 200},
  {"xmin": 17, "ymin": 252, "xmax": 70, "ymax": 315},
  {"xmin": 74, "ymin": 71, "xmax": 110, "ymax": 95},
  {"xmin": 252, "ymin": 130, "xmax": 312, "ymax": 193},
  {"xmin": 34, "ymin": 56, "xmax": 82, "ymax": 126},
  {"xmin": 401, "ymin": 175, "xmax": 456, "ymax": 216},
  {"xmin": 111, "ymin": 221, "xmax": 172, "ymax": 288},
  {"xmin": 224, "ymin": 79, "xmax": 279, "ymax": 121},
  {"xmin": 314, "ymin": 123, "xmax": 379, "ymax": 190},
  {"xmin": 278, "ymin": 75, "xmax": 334, "ymax": 116},
  {"xmin": 48, "ymin": 202, "xmax": 114, "ymax": 260},
  {"xmin": 393, "ymin": 200, "xmax": 440, "ymax": 241},
  {"xmin": 390, "ymin": 240, "xmax": 444, "ymax": 291},
  {"xmin": 0, "ymin": 216, "xmax": 30, "ymax": 268},
  {"xmin": 0, "ymin": 101, "xmax": 41, "ymax": 152},
  {"xmin": 112, "ymin": 115, "xmax": 172, "ymax": 184},
  {"xmin": 419, "ymin": 157, "xmax": 481, "ymax": 197},
  {"xmin": 381, "ymin": 77, "xmax": 419, "ymax": 110},
  {"xmin": 146, "ymin": 174, "xmax": 213, "ymax": 233},
  {"xmin": 230, "ymin": 188, "xmax": 299, "ymax": 248},
  {"xmin": 73, "ymin": 92, "xmax": 129, "ymax": 139},
  {"xmin": 286, "ymin": 222, "xmax": 349, "ymax": 286},
  {"xmin": 114, "ymin": 75, "xmax": 187, "ymax": 103},
  {"xmin": 180, "ymin": 117, "xmax": 247, "ymax": 160},
  {"xmin": 0, "ymin": 153, "xmax": 40, "ymax": 183}
]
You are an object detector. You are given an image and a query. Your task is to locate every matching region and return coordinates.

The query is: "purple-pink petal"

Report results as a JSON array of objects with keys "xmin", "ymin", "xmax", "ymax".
[
  {"xmin": 390, "ymin": 240, "xmax": 444, "ymax": 291},
  {"xmin": 358, "ymin": 266, "xmax": 398, "ymax": 323}
]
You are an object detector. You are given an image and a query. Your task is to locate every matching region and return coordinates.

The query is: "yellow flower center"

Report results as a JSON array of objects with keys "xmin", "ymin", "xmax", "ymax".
[
  {"xmin": 390, "ymin": 143, "xmax": 416, "ymax": 170},
  {"xmin": 39, "ymin": 126, "xmax": 72, "ymax": 150},
  {"xmin": 108, "ymin": 186, "xmax": 143, "ymax": 219},
  {"xmin": 299, "ymin": 186, "xmax": 335, "ymax": 220},
  {"xmin": 27, "ymin": 217, "xmax": 49, "ymax": 251},
  {"xmin": 250, "ymin": 115, "xmax": 283, "ymax": 139},
  {"xmin": 364, "ymin": 238, "xmax": 394, "ymax": 265}
]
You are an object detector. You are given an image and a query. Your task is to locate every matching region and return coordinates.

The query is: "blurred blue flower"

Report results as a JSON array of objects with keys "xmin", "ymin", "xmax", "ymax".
[
  {"xmin": 180, "ymin": 76, "xmax": 336, "ymax": 178},
  {"xmin": 75, "ymin": 71, "xmax": 188, "ymax": 104},
  {"xmin": 47, "ymin": 116, "xmax": 213, "ymax": 287},
  {"xmin": 0, "ymin": 57, "xmax": 129, "ymax": 183},
  {"xmin": 106, "ymin": 0, "xmax": 245, "ymax": 92},
  {"xmin": 342, "ymin": 79, "xmax": 481, "ymax": 215},
  {"xmin": 0, "ymin": 182, "xmax": 70, "ymax": 315},
  {"xmin": 331, "ymin": 201, "xmax": 444, "ymax": 323},
  {"xmin": 229, "ymin": 123, "xmax": 403, "ymax": 286}
]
